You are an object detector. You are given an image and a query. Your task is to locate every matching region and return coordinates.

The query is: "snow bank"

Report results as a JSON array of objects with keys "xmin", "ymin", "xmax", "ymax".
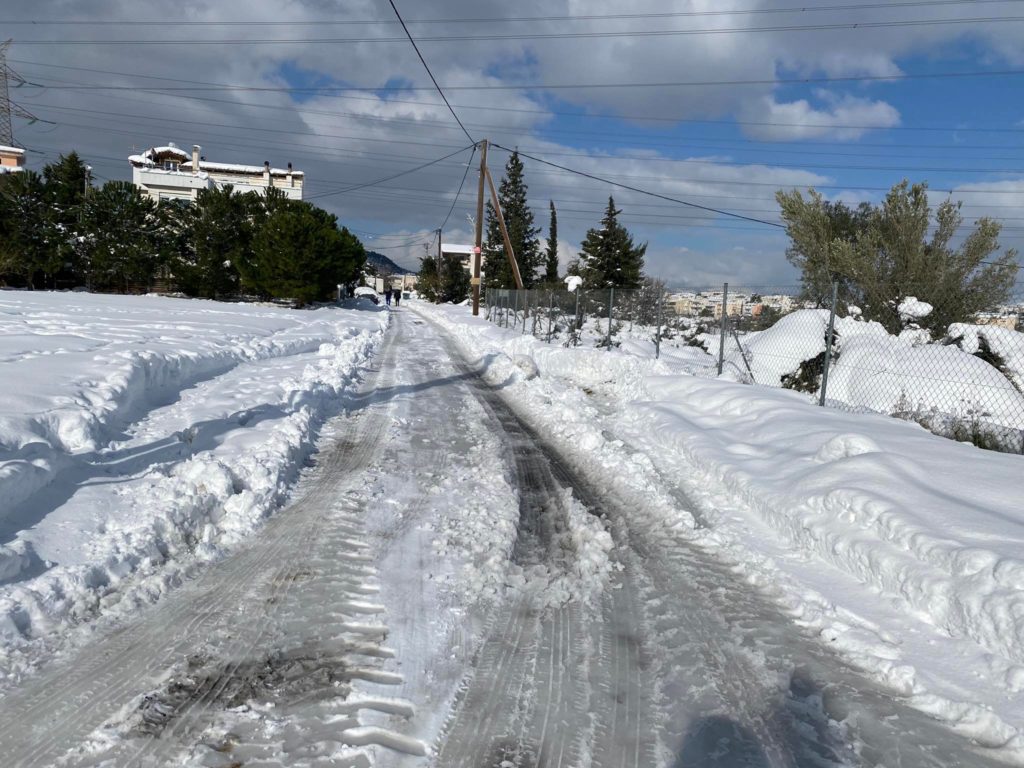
[
  {"xmin": 716, "ymin": 309, "xmax": 1024, "ymax": 431},
  {"xmin": 0, "ymin": 291, "xmax": 387, "ymax": 679},
  {"xmin": 419, "ymin": 301, "xmax": 1024, "ymax": 759}
]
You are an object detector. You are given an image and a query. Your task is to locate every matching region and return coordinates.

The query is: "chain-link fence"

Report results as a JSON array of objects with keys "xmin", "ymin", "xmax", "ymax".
[{"xmin": 485, "ymin": 280, "xmax": 1024, "ymax": 454}]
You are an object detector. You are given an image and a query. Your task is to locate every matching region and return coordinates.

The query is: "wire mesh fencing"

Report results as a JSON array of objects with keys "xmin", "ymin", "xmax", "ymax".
[{"xmin": 485, "ymin": 280, "xmax": 1024, "ymax": 454}]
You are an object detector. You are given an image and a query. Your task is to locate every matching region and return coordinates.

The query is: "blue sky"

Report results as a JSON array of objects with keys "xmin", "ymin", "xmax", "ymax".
[{"xmin": 6, "ymin": 0, "xmax": 1024, "ymax": 293}]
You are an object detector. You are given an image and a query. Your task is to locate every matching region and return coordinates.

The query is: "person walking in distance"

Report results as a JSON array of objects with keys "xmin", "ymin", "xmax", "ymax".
[
  {"xmin": 393, "ymin": 288, "xmax": 401, "ymax": 307},
  {"xmin": 384, "ymin": 287, "xmax": 392, "ymax": 306}
]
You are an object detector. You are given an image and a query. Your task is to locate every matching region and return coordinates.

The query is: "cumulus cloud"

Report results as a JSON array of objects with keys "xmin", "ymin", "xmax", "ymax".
[
  {"xmin": 740, "ymin": 92, "xmax": 901, "ymax": 141},
  {"xmin": 5, "ymin": 0, "xmax": 1022, "ymax": 285}
]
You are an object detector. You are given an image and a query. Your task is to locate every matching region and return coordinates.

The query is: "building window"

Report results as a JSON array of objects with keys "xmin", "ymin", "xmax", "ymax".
[{"xmin": 163, "ymin": 160, "xmax": 179, "ymax": 171}]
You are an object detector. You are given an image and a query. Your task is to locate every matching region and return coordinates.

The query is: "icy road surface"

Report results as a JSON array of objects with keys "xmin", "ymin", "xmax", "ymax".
[{"xmin": 0, "ymin": 309, "xmax": 1008, "ymax": 766}]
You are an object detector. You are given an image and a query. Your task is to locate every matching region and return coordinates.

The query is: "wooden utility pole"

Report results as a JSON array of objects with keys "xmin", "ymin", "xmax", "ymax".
[
  {"xmin": 436, "ymin": 227, "xmax": 442, "ymax": 297},
  {"xmin": 484, "ymin": 165, "xmax": 523, "ymax": 290},
  {"xmin": 471, "ymin": 139, "xmax": 524, "ymax": 316},
  {"xmin": 472, "ymin": 140, "xmax": 487, "ymax": 316}
]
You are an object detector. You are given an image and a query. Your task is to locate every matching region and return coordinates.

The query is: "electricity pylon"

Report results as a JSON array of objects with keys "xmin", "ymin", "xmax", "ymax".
[{"xmin": 0, "ymin": 40, "xmax": 39, "ymax": 147}]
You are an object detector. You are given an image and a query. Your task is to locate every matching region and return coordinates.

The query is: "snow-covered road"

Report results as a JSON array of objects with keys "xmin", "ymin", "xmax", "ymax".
[{"xmin": 0, "ymin": 304, "xmax": 1011, "ymax": 766}]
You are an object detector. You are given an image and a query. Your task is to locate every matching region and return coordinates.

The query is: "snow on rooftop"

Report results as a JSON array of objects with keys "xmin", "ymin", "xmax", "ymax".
[
  {"xmin": 142, "ymin": 145, "xmax": 189, "ymax": 159},
  {"xmin": 129, "ymin": 151, "xmax": 302, "ymax": 177},
  {"xmin": 196, "ymin": 160, "xmax": 303, "ymax": 176},
  {"xmin": 442, "ymin": 243, "xmax": 476, "ymax": 254},
  {"xmin": 0, "ymin": 145, "xmax": 25, "ymax": 155}
]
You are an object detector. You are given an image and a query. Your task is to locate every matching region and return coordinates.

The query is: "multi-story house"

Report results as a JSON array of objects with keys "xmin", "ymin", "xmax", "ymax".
[{"xmin": 128, "ymin": 142, "xmax": 303, "ymax": 202}]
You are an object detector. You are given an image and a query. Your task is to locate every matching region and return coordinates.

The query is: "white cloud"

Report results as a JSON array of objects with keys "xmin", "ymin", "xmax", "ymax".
[{"xmin": 740, "ymin": 92, "xmax": 901, "ymax": 141}]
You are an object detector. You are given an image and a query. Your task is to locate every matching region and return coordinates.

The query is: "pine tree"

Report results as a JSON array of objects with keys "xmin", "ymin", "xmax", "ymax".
[
  {"xmin": 417, "ymin": 253, "xmax": 441, "ymax": 302},
  {"xmin": 543, "ymin": 200, "xmax": 559, "ymax": 285},
  {"xmin": 577, "ymin": 197, "xmax": 646, "ymax": 289},
  {"xmin": 482, "ymin": 151, "xmax": 541, "ymax": 288},
  {"xmin": 178, "ymin": 185, "xmax": 254, "ymax": 298},
  {"xmin": 77, "ymin": 181, "xmax": 165, "ymax": 292},
  {"xmin": 252, "ymin": 200, "xmax": 365, "ymax": 305},
  {"xmin": 0, "ymin": 171, "xmax": 54, "ymax": 288},
  {"xmin": 42, "ymin": 152, "xmax": 91, "ymax": 286}
]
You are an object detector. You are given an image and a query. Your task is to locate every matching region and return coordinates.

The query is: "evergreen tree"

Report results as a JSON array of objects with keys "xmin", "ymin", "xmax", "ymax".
[
  {"xmin": 416, "ymin": 253, "xmax": 440, "ymax": 302},
  {"xmin": 440, "ymin": 254, "xmax": 470, "ymax": 303},
  {"xmin": 543, "ymin": 200, "xmax": 559, "ymax": 284},
  {"xmin": 43, "ymin": 152, "xmax": 91, "ymax": 285},
  {"xmin": 0, "ymin": 170, "xmax": 55, "ymax": 288},
  {"xmin": 252, "ymin": 200, "xmax": 365, "ymax": 305},
  {"xmin": 482, "ymin": 151, "xmax": 541, "ymax": 288},
  {"xmin": 176, "ymin": 185, "xmax": 253, "ymax": 298},
  {"xmin": 43, "ymin": 152, "xmax": 89, "ymax": 211},
  {"xmin": 78, "ymin": 181, "xmax": 166, "ymax": 292},
  {"xmin": 577, "ymin": 197, "xmax": 647, "ymax": 289},
  {"xmin": 416, "ymin": 253, "xmax": 469, "ymax": 303}
]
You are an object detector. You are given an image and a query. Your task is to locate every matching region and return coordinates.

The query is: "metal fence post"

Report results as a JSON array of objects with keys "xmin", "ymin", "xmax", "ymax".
[
  {"xmin": 513, "ymin": 290, "xmax": 519, "ymax": 329},
  {"xmin": 819, "ymin": 281, "xmax": 839, "ymax": 407},
  {"xmin": 524, "ymin": 291, "xmax": 530, "ymax": 335},
  {"xmin": 573, "ymin": 290, "xmax": 581, "ymax": 346},
  {"xmin": 607, "ymin": 287, "xmax": 615, "ymax": 351},
  {"xmin": 547, "ymin": 290, "xmax": 554, "ymax": 343},
  {"xmin": 717, "ymin": 282, "xmax": 729, "ymax": 375},
  {"xmin": 655, "ymin": 291, "xmax": 663, "ymax": 360}
]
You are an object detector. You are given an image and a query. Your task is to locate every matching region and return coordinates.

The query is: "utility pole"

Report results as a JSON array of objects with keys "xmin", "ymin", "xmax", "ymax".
[
  {"xmin": 472, "ymin": 140, "xmax": 487, "ymax": 316},
  {"xmin": 484, "ymin": 164, "xmax": 523, "ymax": 290},
  {"xmin": 436, "ymin": 227, "xmax": 442, "ymax": 300},
  {"xmin": 471, "ymin": 139, "xmax": 524, "ymax": 316}
]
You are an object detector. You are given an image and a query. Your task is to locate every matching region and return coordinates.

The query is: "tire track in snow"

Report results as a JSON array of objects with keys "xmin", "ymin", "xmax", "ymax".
[
  {"xmin": 419, "ymin": 312, "xmax": 656, "ymax": 768},
  {"xmin": 0, "ymin": 320, "xmax": 403, "ymax": 767}
]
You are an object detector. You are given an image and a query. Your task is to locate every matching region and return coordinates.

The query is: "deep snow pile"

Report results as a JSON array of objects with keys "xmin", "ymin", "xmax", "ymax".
[
  {"xmin": 502, "ymin": 300, "xmax": 1024, "ymax": 438},
  {"xmin": 0, "ymin": 291, "xmax": 387, "ymax": 680},
  {"xmin": 717, "ymin": 310, "xmax": 1024, "ymax": 431},
  {"xmin": 420, "ymin": 301, "xmax": 1024, "ymax": 760}
]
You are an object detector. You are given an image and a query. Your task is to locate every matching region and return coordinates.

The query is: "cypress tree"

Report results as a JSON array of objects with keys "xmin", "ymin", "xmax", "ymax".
[
  {"xmin": 482, "ymin": 151, "xmax": 541, "ymax": 288},
  {"xmin": 578, "ymin": 197, "xmax": 646, "ymax": 289},
  {"xmin": 543, "ymin": 200, "xmax": 559, "ymax": 285}
]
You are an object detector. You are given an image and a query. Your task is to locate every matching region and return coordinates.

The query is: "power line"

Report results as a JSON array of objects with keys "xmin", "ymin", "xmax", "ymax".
[
  {"xmin": 28, "ymin": 80, "xmax": 1024, "ymax": 155},
  {"xmin": 15, "ymin": 57, "xmax": 1024, "ymax": 135},
  {"xmin": 22, "ymin": 67, "xmax": 1024, "ymax": 93},
  {"xmin": 439, "ymin": 143, "xmax": 477, "ymax": 233},
  {"xmin": 11, "ymin": 15, "xmax": 1024, "ymax": 44},
  {"xmin": 386, "ymin": 0, "xmax": 474, "ymax": 144},
  {"xmin": 35, "ymin": 100, "xmax": 1024, "ymax": 174},
  {"xmin": 4, "ymin": 0, "xmax": 1020, "ymax": 26},
  {"xmin": 491, "ymin": 143, "xmax": 784, "ymax": 229},
  {"xmin": 305, "ymin": 143, "xmax": 476, "ymax": 200}
]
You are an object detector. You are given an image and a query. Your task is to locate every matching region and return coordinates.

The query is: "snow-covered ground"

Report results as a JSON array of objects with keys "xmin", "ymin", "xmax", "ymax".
[
  {"xmin": 510, "ymin": 301, "xmax": 1024, "ymax": 447},
  {"xmin": 424, "ymin": 301, "xmax": 1024, "ymax": 761},
  {"xmin": 0, "ymin": 290, "xmax": 388, "ymax": 684}
]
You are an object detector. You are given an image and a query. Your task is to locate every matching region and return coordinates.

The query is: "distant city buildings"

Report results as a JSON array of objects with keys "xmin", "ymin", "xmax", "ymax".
[
  {"xmin": 668, "ymin": 290, "xmax": 797, "ymax": 319},
  {"xmin": 128, "ymin": 142, "xmax": 303, "ymax": 202}
]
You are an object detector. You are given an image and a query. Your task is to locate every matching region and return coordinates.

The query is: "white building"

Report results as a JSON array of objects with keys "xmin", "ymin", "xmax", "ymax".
[
  {"xmin": 0, "ymin": 145, "xmax": 25, "ymax": 174},
  {"xmin": 128, "ymin": 142, "xmax": 303, "ymax": 203},
  {"xmin": 441, "ymin": 243, "xmax": 480, "ymax": 277}
]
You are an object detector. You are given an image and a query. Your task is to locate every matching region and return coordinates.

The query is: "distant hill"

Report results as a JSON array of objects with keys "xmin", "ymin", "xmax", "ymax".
[{"xmin": 365, "ymin": 251, "xmax": 416, "ymax": 276}]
